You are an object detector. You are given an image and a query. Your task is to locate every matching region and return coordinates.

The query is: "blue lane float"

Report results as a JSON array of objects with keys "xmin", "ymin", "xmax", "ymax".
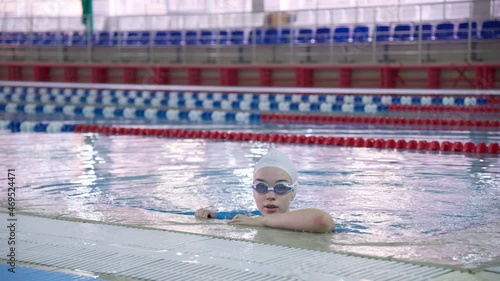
[
  {"xmin": 0, "ymin": 120, "xmax": 77, "ymax": 133},
  {"xmin": 0, "ymin": 86, "xmax": 489, "ymax": 107},
  {"xmin": 0, "ymin": 100, "xmax": 261, "ymax": 123},
  {"xmin": 1, "ymin": 101, "xmax": 263, "ymax": 123},
  {"xmin": 0, "ymin": 96, "xmax": 390, "ymax": 117}
]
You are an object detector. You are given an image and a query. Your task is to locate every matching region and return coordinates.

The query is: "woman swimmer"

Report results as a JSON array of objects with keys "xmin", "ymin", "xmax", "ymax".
[{"xmin": 195, "ymin": 150, "xmax": 335, "ymax": 233}]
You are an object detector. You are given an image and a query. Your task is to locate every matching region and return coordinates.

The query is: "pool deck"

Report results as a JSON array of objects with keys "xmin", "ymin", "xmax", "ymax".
[{"xmin": 1, "ymin": 213, "xmax": 499, "ymax": 281}]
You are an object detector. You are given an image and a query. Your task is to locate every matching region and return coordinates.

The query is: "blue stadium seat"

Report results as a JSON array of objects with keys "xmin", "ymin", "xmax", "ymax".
[
  {"xmin": 1, "ymin": 32, "xmax": 8, "ymax": 44},
  {"xmin": 456, "ymin": 21, "xmax": 477, "ymax": 39},
  {"xmin": 107, "ymin": 31, "xmax": 123, "ymax": 46},
  {"xmin": 185, "ymin": 30, "xmax": 199, "ymax": 45},
  {"xmin": 48, "ymin": 32, "xmax": 60, "ymax": 45},
  {"xmin": 94, "ymin": 32, "xmax": 110, "ymax": 46},
  {"xmin": 17, "ymin": 32, "xmax": 29, "ymax": 45},
  {"xmin": 218, "ymin": 30, "xmax": 229, "ymax": 44},
  {"xmin": 59, "ymin": 33, "xmax": 70, "ymax": 45},
  {"xmin": 124, "ymin": 31, "xmax": 141, "ymax": 46},
  {"xmin": 154, "ymin": 31, "xmax": 168, "ymax": 45},
  {"xmin": 264, "ymin": 28, "xmax": 280, "ymax": 44},
  {"xmin": 140, "ymin": 31, "xmax": 151, "ymax": 45},
  {"xmin": 414, "ymin": 24, "xmax": 433, "ymax": 40},
  {"xmin": 168, "ymin": 31, "xmax": 182, "ymax": 45},
  {"xmin": 248, "ymin": 29, "xmax": 263, "ymax": 44},
  {"xmin": 375, "ymin": 25, "xmax": 390, "ymax": 42},
  {"xmin": 30, "ymin": 32, "xmax": 43, "ymax": 45},
  {"xmin": 70, "ymin": 32, "xmax": 82, "ymax": 46},
  {"xmin": 200, "ymin": 30, "xmax": 215, "ymax": 45},
  {"xmin": 435, "ymin": 22, "xmax": 455, "ymax": 40},
  {"xmin": 11, "ymin": 32, "xmax": 23, "ymax": 44},
  {"xmin": 333, "ymin": 26, "xmax": 350, "ymax": 42},
  {"xmin": 39, "ymin": 32, "xmax": 58, "ymax": 45},
  {"xmin": 393, "ymin": 24, "xmax": 411, "ymax": 41},
  {"xmin": 315, "ymin": 27, "xmax": 331, "ymax": 43},
  {"xmin": 27, "ymin": 33, "xmax": 33, "ymax": 45},
  {"xmin": 6, "ymin": 32, "xmax": 20, "ymax": 45},
  {"xmin": 7, "ymin": 32, "xmax": 16, "ymax": 44},
  {"xmin": 70, "ymin": 32, "xmax": 92, "ymax": 46},
  {"xmin": 112, "ymin": 32, "xmax": 125, "ymax": 45},
  {"xmin": 296, "ymin": 28, "xmax": 313, "ymax": 43},
  {"xmin": 230, "ymin": 30, "xmax": 245, "ymax": 44},
  {"xmin": 352, "ymin": 25, "xmax": 369, "ymax": 42},
  {"xmin": 280, "ymin": 28, "xmax": 294, "ymax": 43},
  {"xmin": 2, "ymin": 32, "xmax": 10, "ymax": 44},
  {"xmin": 3, "ymin": 32, "xmax": 12, "ymax": 44},
  {"xmin": 37, "ymin": 32, "xmax": 49, "ymax": 45},
  {"xmin": 85, "ymin": 33, "xmax": 96, "ymax": 45},
  {"xmin": 481, "ymin": 20, "xmax": 500, "ymax": 39}
]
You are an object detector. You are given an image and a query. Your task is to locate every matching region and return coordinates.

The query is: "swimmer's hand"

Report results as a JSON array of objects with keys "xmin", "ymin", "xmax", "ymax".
[
  {"xmin": 195, "ymin": 208, "xmax": 217, "ymax": 219},
  {"xmin": 228, "ymin": 214, "xmax": 264, "ymax": 227}
]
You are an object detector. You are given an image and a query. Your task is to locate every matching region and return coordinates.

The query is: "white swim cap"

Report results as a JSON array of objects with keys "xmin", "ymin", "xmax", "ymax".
[{"xmin": 253, "ymin": 150, "xmax": 298, "ymax": 184}]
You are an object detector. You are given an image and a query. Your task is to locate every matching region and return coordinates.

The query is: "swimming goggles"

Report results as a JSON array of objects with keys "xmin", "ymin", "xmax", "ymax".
[{"xmin": 252, "ymin": 181, "xmax": 297, "ymax": 195}]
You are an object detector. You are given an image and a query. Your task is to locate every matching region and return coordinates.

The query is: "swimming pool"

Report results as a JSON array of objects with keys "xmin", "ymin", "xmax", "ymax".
[
  {"xmin": 1, "ymin": 120, "xmax": 499, "ymax": 270},
  {"xmin": 0, "ymin": 82, "xmax": 499, "ymax": 274}
]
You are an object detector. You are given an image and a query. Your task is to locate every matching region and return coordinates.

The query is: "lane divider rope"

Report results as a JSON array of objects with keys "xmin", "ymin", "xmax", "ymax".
[
  {"xmin": 260, "ymin": 114, "xmax": 500, "ymax": 128},
  {"xmin": 1, "ymin": 120, "xmax": 498, "ymax": 154},
  {"xmin": 68, "ymin": 125, "xmax": 500, "ymax": 154},
  {"xmin": 1, "ymin": 88, "xmax": 499, "ymax": 113},
  {"xmin": 1, "ymin": 101, "xmax": 499, "ymax": 129}
]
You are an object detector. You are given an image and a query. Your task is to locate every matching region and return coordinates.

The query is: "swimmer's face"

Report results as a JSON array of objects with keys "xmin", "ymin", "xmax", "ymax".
[{"xmin": 253, "ymin": 167, "xmax": 295, "ymax": 216}]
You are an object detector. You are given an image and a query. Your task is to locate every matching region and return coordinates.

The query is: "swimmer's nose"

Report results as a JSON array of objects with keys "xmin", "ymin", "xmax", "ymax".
[{"xmin": 266, "ymin": 192, "xmax": 276, "ymax": 200}]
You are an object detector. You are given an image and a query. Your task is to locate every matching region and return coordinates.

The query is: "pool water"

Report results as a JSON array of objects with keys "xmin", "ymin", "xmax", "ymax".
[{"xmin": 0, "ymin": 122, "xmax": 499, "ymax": 270}]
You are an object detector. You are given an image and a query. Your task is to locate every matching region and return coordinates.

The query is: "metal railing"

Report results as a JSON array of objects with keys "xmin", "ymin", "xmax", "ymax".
[
  {"xmin": 0, "ymin": 1, "xmax": 498, "ymax": 65},
  {"xmin": 0, "ymin": 1, "xmax": 493, "ymax": 32}
]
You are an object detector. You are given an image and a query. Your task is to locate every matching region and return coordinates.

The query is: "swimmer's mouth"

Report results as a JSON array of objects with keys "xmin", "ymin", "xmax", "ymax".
[{"xmin": 264, "ymin": 205, "xmax": 278, "ymax": 212}]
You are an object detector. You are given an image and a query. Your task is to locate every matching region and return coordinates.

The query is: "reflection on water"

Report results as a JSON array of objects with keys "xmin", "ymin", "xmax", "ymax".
[{"xmin": 0, "ymin": 128, "xmax": 498, "ymax": 269}]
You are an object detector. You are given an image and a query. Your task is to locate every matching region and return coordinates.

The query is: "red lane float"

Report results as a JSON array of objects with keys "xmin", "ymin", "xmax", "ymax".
[
  {"xmin": 260, "ymin": 114, "xmax": 500, "ymax": 129},
  {"xmin": 73, "ymin": 124, "xmax": 500, "ymax": 155}
]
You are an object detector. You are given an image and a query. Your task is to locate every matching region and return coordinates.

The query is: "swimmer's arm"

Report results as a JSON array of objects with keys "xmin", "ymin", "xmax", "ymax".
[
  {"xmin": 229, "ymin": 208, "xmax": 334, "ymax": 233},
  {"xmin": 262, "ymin": 208, "xmax": 334, "ymax": 233}
]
